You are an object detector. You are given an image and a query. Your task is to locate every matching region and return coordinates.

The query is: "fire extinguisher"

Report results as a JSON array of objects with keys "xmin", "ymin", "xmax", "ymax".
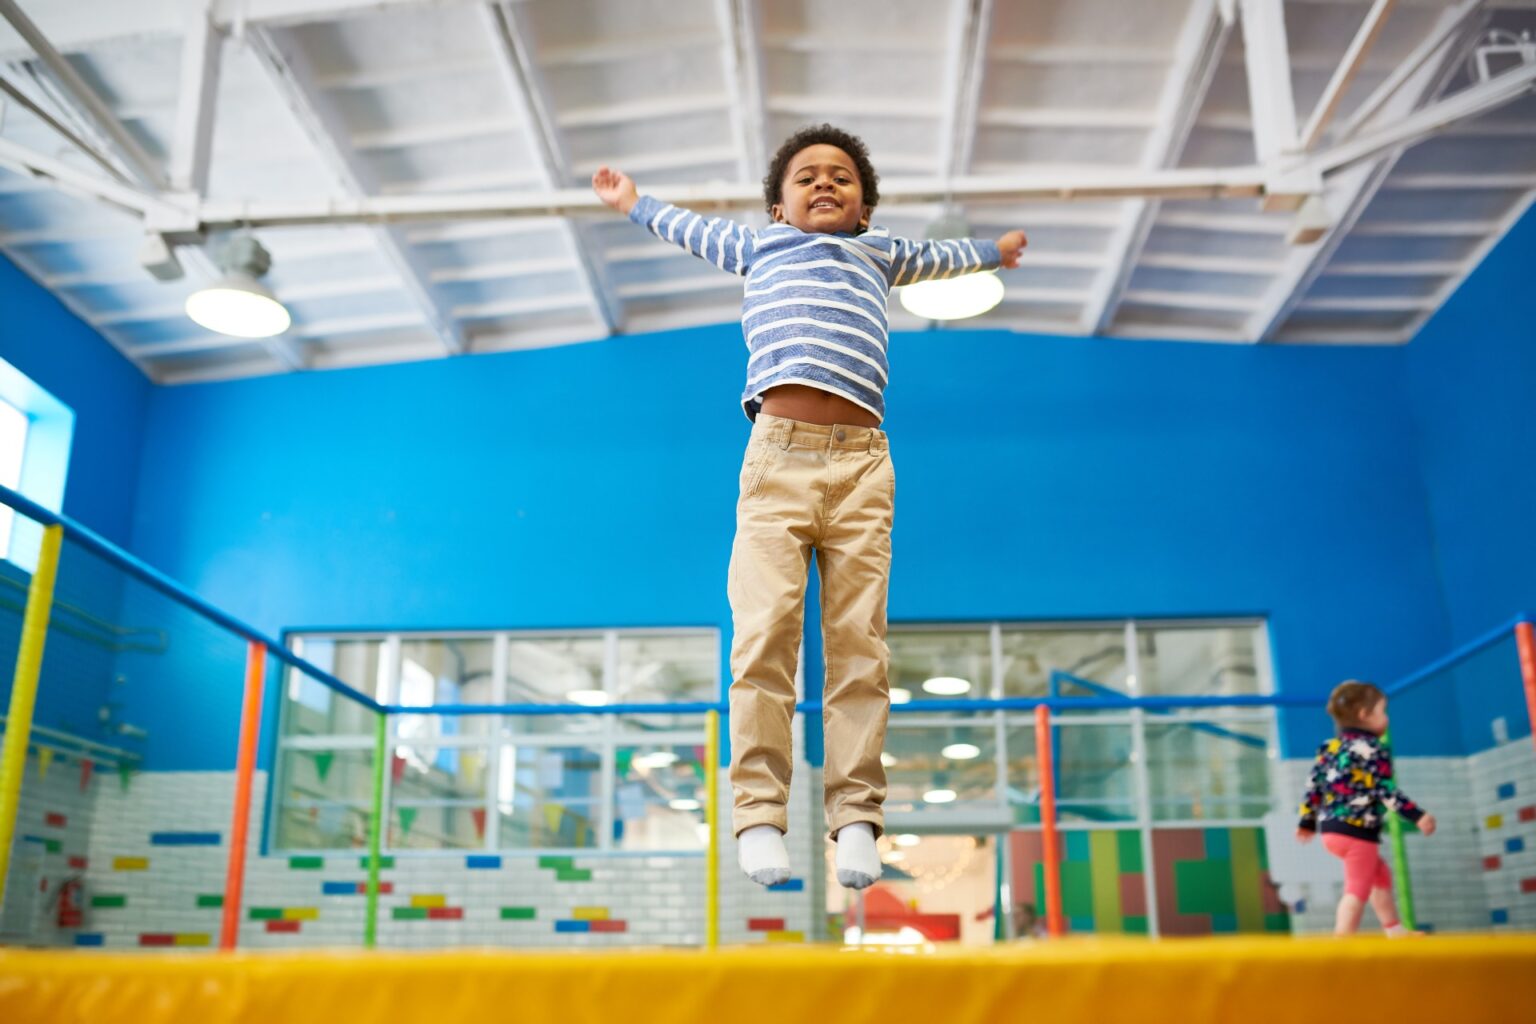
[{"xmin": 54, "ymin": 876, "xmax": 85, "ymax": 929}]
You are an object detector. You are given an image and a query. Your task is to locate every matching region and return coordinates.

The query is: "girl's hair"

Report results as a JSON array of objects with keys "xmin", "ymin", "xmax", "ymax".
[
  {"xmin": 1326, "ymin": 680, "xmax": 1385, "ymax": 728},
  {"xmin": 763, "ymin": 123, "xmax": 880, "ymax": 213}
]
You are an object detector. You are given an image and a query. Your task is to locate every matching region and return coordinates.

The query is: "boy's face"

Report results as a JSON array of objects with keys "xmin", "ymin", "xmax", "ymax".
[
  {"xmin": 1359, "ymin": 698, "xmax": 1389, "ymax": 735},
  {"xmin": 772, "ymin": 144, "xmax": 870, "ymax": 234}
]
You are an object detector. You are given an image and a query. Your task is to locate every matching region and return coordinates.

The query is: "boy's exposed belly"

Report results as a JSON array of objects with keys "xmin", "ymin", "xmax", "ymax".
[{"xmin": 758, "ymin": 383, "xmax": 881, "ymax": 429}]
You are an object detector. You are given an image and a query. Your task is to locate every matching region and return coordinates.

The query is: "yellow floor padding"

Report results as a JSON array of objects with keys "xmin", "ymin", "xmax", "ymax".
[{"xmin": 2, "ymin": 935, "xmax": 1534, "ymax": 1024}]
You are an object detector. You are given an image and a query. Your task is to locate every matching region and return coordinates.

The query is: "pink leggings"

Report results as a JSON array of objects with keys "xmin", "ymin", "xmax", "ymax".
[{"xmin": 1322, "ymin": 833, "xmax": 1393, "ymax": 901}]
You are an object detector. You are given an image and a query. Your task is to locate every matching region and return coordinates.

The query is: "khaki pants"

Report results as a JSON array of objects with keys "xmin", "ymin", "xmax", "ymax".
[{"xmin": 727, "ymin": 413, "xmax": 893, "ymax": 840}]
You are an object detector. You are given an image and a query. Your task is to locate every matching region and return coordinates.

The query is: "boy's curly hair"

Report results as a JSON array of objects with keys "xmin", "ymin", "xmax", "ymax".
[
  {"xmin": 762, "ymin": 123, "xmax": 880, "ymax": 214},
  {"xmin": 1326, "ymin": 680, "xmax": 1384, "ymax": 729}
]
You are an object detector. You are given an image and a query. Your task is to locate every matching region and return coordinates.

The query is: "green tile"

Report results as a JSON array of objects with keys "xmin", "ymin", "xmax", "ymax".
[
  {"xmin": 392, "ymin": 907, "xmax": 428, "ymax": 920},
  {"xmin": 196, "ymin": 894, "xmax": 223, "ymax": 908},
  {"xmin": 1175, "ymin": 859, "xmax": 1236, "ymax": 917},
  {"xmin": 91, "ymin": 894, "xmax": 126, "ymax": 908},
  {"xmin": 44, "ymin": 839, "xmax": 61, "ymax": 854},
  {"xmin": 358, "ymin": 856, "xmax": 395, "ymax": 869},
  {"xmin": 1251, "ymin": 828, "xmax": 1270, "ymax": 871},
  {"xmin": 500, "ymin": 907, "xmax": 536, "ymax": 920},
  {"xmin": 1063, "ymin": 832, "xmax": 1090, "ymax": 862},
  {"xmin": 1115, "ymin": 829, "xmax": 1143, "ymax": 873},
  {"xmin": 555, "ymin": 868, "xmax": 591, "ymax": 882},
  {"xmin": 1264, "ymin": 912, "xmax": 1292, "ymax": 933},
  {"xmin": 1059, "ymin": 860, "xmax": 1094, "ymax": 920},
  {"xmin": 1123, "ymin": 915, "xmax": 1149, "ymax": 935},
  {"xmin": 288, "ymin": 856, "xmax": 324, "ymax": 870},
  {"xmin": 538, "ymin": 856, "xmax": 573, "ymax": 870},
  {"xmin": 249, "ymin": 907, "xmax": 282, "ymax": 920}
]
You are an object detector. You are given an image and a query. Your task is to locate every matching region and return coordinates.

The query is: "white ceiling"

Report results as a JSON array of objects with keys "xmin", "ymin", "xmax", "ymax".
[{"xmin": 0, "ymin": 0, "xmax": 1533, "ymax": 384}]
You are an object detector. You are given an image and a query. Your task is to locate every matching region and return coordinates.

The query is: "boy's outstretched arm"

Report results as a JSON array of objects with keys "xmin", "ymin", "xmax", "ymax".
[
  {"xmin": 591, "ymin": 165, "xmax": 756, "ymax": 276},
  {"xmin": 889, "ymin": 229, "xmax": 1028, "ymax": 286}
]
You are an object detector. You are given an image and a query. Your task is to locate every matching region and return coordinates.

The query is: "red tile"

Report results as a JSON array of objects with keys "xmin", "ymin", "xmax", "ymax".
[
  {"xmin": 139, "ymin": 934, "xmax": 175, "ymax": 947},
  {"xmin": 1522, "ymin": 878, "xmax": 1536, "ymax": 895},
  {"xmin": 266, "ymin": 920, "xmax": 301, "ymax": 933},
  {"xmin": 1520, "ymin": 806, "xmax": 1536, "ymax": 823},
  {"xmin": 356, "ymin": 881, "xmax": 393, "ymax": 894},
  {"xmin": 589, "ymin": 920, "xmax": 627, "ymax": 933},
  {"xmin": 45, "ymin": 813, "xmax": 67, "ymax": 828},
  {"xmin": 427, "ymin": 907, "xmax": 462, "ymax": 920},
  {"xmin": 68, "ymin": 856, "xmax": 88, "ymax": 870},
  {"xmin": 747, "ymin": 918, "xmax": 785, "ymax": 931},
  {"xmin": 1485, "ymin": 856, "xmax": 1503, "ymax": 871}
]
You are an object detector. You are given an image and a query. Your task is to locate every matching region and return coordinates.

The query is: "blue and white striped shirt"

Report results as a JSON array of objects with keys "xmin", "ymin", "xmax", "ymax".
[{"xmin": 629, "ymin": 195, "xmax": 1002, "ymax": 422}]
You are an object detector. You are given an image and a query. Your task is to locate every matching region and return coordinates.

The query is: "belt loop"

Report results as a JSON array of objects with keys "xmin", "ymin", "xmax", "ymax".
[
  {"xmin": 777, "ymin": 420, "xmax": 791, "ymax": 450},
  {"xmin": 869, "ymin": 431, "xmax": 884, "ymax": 454}
]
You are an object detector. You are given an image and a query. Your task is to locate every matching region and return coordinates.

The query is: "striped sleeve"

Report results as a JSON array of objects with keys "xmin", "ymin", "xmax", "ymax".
[
  {"xmin": 629, "ymin": 195, "xmax": 756, "ymax": 276},
  {"xmin": 887, "ymin": 236, "xmax": 1002, "ymax": 286}
]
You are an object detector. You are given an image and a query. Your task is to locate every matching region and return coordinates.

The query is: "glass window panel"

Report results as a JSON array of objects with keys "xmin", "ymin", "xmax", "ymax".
[
  {"xmin": 502, "ymin": 636, "xmax": 606, "ymax": 733},
  {"xmin": 1006, "ymin": 721, "xmax": 1138, "ymax": 824},
  {"xmin": 1001, "ymin": 626, "xmax": 1130, "ymax": 712},
  {"xmin": 496, "ymin": 744, "xmax": 602, "ymax": 849},
  {"xmin": 1144, "ymin": 716, "xmax": 1272, "ymax": 821},
  {"xmin": 1137, "ymin": 625, "xmax": 1261, "ymax": 697},
  {"xmin": 395, "ymin": 637, "xmax": 497, "ymax": 740},
  {"xmin": 273, "ymin": 747, "xmax": 375, "ymax": 849},
  {"xmin": 0, "ymin": 398, "xmax": 26, "ymax": 561},
  {"xmin": 882, "ymin": 722, "xmax": 999, "ymax": 813},
  {"xmin": 614, "ymin": 633, "xmax": 717, "ymax": 703},
  {"xmin": 888, "ymin": 628, "xmax": 992, "ymax": 704},
  {"xmin": 613, "ymin": 743, "xmax": 707, "ymax": 851},
  {"xmin": 283, "ymin": 638, "xmax": 386, "ymax": 737}
]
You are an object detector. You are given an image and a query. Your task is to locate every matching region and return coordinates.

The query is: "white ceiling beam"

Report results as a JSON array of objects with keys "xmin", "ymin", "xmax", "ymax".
[
  {"xmin": 350, "ymin": 115, "xmax": 523, "ymax": 152},
  {"xmin": 1336, "ymin": 0, "xmax": 1483, "ymax": 139},
  {"xmin": 0, "ymin": 0, "xmax": 166, "ymax": 188},
  {"xmin": 1121, "ymin": 289, "xmax": 1257, "ymax": 313},
  {"xmin": 313, "ymin": 54, "xmax": 495, "ymax": 92},
  {"xmin": 976, "ymin": 108, "xmax": 1158, "ymax": 130},
  {"xmin": 1236, "ymin": 0, "xmax": 1301, "ymax": 168},
  {"xmin": 937, "ymin": 0, "xmax": 992, "ymax": 186},
  {"xmin": 1383, "ymin": 172, "xmax": 1536, "ymax": 189},
  {"xmin": 428, "ymin": 257, "xmax": 576, "ymax": 284},
  {"xmin": 1348, "ymin": 218, "xmax": 1502, "ymax": 235},
  {"xmin": 540, "ymin": 32, "xmax": 722, "ymax": 68},
  {"xmin": 989, "ymin": 44, "xmax": 1168, "ymax": 66},
  {"xmin": 557, "ymin": 95, "xmax": 730, "ymax": 130},
  {"xmin": 1296, "ymin": 295, "xmax": 1434, "ymax": 311},
  {"xmin": 169, "ymin": 4, "xmax": 221, "ymax": 195},
  {"xmin": 1321, "ymin": 260, "xmax": 1464, "ymax": 275},
  {"xmin": 0, "ymin": 136, "xmax": 171, "ymax": 220},
  {"xmin": 1244, "ymin": 6, "xmax": 1489, "ymax": 341},
  {"xmin": 1137, "ymin": 251, "xmax": 1284, "ymax": 275},
  {"xmin": 245, "ymin": 24, "xmax": 466, "ymax": 356},
  {"xmin": 1299, "ymin": 0, "xmax": 1398, "ymax": 151},
  {"xmin": 1081, "ymin": 0, "xmax": 1234, "ymax": 335},
  {"xmin": 450, "ymin": 293, "xmax": 594, "ymax": 321},
  {"xmin": 482, "ymin": 1, "xmax": 618, "ymax": 333}
]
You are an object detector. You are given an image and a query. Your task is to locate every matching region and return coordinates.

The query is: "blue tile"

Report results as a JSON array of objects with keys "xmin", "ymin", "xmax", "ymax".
[
  {"xmin": 1492, "ymin": 909, "xmax": 1510, "ymax": 925},
  {"xmin": 1497, "ymin": 782, "xmax": 1517, "ymax": 800},
  {"xmin": 1507, "ymin": 837, "xmax": 1525, "ymax": 854},
  {"xmin": 465, "ymin": 855, "xmax": 502, "ymax": 870},
  {"xmin": 1210, "ymin": 913, "xmax": 1238, "ymax": 934},
  {"xmin": 74, "ymin": 933, "xmax": 104, "ymax": 947},
  {"xmin": 322, "ymin": 881, "xmax": 358, "ymax": 895},
  {"xmin": 150, "ymin": 832, "xmax": 221, "ymax": 846},
  {"xmin": 767, "ymin": 878, "xmax": 804, "ymax": 892},
  {"xmin": 1204, "ymin": 829, "xmax": 1231, "ymax": 859},
  {"xmin": 554, "ymin": 920, "xmax": 590, "ymax": 933},
  {"xmin": 1064, "ymin": 832, "xmax": 1090, "ymax": 861},
  {"xmin": 20, "ymin": 834, "xmax": 45, "ymax": 845},
  {"xmin": 1068, "ymin": 916, "xmax": 1095, "ymax": 933}
]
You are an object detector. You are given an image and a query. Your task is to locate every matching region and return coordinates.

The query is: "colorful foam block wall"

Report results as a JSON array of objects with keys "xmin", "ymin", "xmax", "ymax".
[
  {"xmin": 1011, "ymin": 827, "xmax": 1288, "ymax": 936},
  {"xmin": 1471, "ymin": 738, "xmax": 1536, "ymax": 929}
]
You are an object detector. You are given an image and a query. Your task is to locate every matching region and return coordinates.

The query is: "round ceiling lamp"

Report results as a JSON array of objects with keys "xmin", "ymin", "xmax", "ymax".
[{"xmin": 185, "ymin": 235, "xmax": 291, "ymax": 338}]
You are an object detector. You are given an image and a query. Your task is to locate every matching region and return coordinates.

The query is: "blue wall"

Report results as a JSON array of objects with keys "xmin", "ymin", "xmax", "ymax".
[
  {"xmin": 1405, "ymin": 205, "xmax": 1536, "ymax": 750},
  {"xmin": 122, "ymin": 324, "xmax": 1456, "ymax": 768},
  {"xmin": 0, "ymin": 254, "xmax": 153, "ymax": 742}
]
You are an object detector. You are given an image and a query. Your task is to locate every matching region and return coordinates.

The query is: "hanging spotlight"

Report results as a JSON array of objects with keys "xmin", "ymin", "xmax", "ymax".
[
  {"xmin": 897, "ymin": 212, "xmax": 1005, "ymax": 321},
  {"xmin": 185, "ymin": 234, "xmax": 292, "ymax": 338}
]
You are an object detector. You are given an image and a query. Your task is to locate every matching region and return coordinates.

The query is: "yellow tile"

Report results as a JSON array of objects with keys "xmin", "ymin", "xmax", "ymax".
[
  {"xmin": 174, "ymin": 934, "xmax": 210, "ymax": 947},
  {"xmin": 282, "ymin": 907, "xmax": 319, "ymax": 921},
  {"xmin": 410, "ymin": 894, "xmax": 447, "ymax": 909},
  {"xmin": 113, "ymin": 857, "xmax": 149, "ymax": 871},
  {"xmin": 1487, "ymin": 815, "xmax": 1504, "ymax": 830},
  {"xmin": 765, "ymin": 931, "xmax": 804, "ymax": 943},
  {"xmin": 571, "ymin": 907, "xmax": 610, "ymax": 921}
]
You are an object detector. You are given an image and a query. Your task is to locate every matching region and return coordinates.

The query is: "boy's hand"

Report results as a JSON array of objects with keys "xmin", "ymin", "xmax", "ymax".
[
  {"xmin": 1295, "ymin": 828, "xmax": 1314, "ymax": 844},
  {"xmin": 592, "ymin": 166, "xmax": 638, "ymax": 216},
  {"xmin": 998, "ymin": 229, "xmax": 1028, "ymax": 269},
  {"xmin": 1417, "ymin": 813, "xmax": 1436, "ymax": 836}
]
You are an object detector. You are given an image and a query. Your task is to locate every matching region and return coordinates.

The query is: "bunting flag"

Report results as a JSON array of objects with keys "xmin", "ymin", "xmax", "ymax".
[
  {"xmin": 37, "ymin": 748, "xmax": 53, "ymax": 781},
  {"xmin": 79, "ymin": 758, "xmax": 94, "ymax": 792},
  {"xmin": 398, "ymin": 806, "xmax": 418, "ymax": 836},
  {"xmin": 313, "ymin": 751, "xmax": 335, "ymax": 784},
  {"xmin": 118, "ymin": 763, "xmax": 134, "ymax": 791},
  {"xmin": 470, "ymin": 808, "xmax": 487, "ymax": 839},
  {"xmin": 391, "ymin": 754, "xmax": 406, "ymax": 784}
]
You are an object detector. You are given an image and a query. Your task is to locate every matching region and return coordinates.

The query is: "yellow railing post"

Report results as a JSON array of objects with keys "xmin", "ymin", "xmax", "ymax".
[
  {"xmin": 705, "ymin": 708, "xmax": 720, "ymax": 950},
  {"xmin": 0, "ymin": 523, "xmax": 63, "ymax": 907}
]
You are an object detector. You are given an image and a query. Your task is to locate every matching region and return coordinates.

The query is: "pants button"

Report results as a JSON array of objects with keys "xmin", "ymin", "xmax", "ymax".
[{"xmin": 834, "ymin": 429, "xmax": 846, "ymax": 442}]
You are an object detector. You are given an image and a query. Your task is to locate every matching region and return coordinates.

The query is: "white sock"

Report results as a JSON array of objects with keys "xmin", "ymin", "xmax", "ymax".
[
  {"xmin": 835, "ymin": 822, "xmax": 881, "ymax": 890},
  {"xmin": 738, "ymin": 825, "xmax": 791, "ymax": 887}
]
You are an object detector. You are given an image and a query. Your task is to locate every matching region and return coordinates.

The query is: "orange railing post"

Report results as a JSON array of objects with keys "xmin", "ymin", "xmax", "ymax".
[
  {"xmin": 1034, "ymin": 703, "xmax": 1065, "ymax": 938},
  {"xmin": 1518, "ymin": 621, "xmax": 1536, "ymax": 757},
  {"xmin": 220, "ymin": 641, "xmax": 266, "ymax": 950}
]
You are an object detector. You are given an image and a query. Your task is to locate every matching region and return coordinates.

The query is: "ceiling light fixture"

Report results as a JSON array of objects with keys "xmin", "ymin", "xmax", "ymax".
[
  {"xmin": 897, "ymin": 213, "xmax": 1005, "ymax": 321},
  {"xmin": 185, "ymin": 234, "xmax": 291, "ymax": 338},
  {"xmin": 922, "ymin": 676, "xmax": 971, "ymax": 696},
  {"xmin": 941, "ymin": 742, "xmax": 981, "ymax": 760}
]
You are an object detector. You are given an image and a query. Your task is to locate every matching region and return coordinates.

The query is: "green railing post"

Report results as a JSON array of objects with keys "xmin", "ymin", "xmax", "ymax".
[
  {"xmin": 364, "ymin": 709, "xmax": 387, "ymax": 948},
  {"xmin": 1382, "ymin": 728, "xmax": 1416, "ymax": 930}
]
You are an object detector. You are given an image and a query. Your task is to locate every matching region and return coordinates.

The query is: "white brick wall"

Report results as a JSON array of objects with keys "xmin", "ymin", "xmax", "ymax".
[{"xmin": 1468, "ymin": 738, "xmax": 1536, "ymax": 930}]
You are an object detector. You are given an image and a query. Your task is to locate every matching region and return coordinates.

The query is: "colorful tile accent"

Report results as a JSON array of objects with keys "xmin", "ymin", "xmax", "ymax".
[
  {"xmin": 1486, "ymin": 814, "xmax": 1504, "ymax": 829},
  {"xmin": 500, "ymin": 907, "xmax": 537, "ymax": 920},
  {"xmin": 266, "ymin": 920, "xmax": 301, "ymax": 934},
  {"xmin": 765, "ymin": 931, "xmax": 804, "ymax": 942},
  {"xmin": 465, "ymin": 855, "xmax": 501, "ymax": 869},
  {"xmin": 150, "ymin": 832, "xmax": 220, "ymax": 846},
  {"xmin": 748, "ymin": 918, "xmax": 786, "ymax": 931},
  {"xmin": 392, "ymin": 908, "xmax": 428, "ymax": 921},
  {"xmin": 1485, "ymin": 856, "xmax": 1503, "ymax": 871},
  {"xmin": 67, "ymin": 856, "xmax": 87, "ymax": 870},
  {"xmin": 174, "ymin": 934, "xmax": 210, "ymax": 947},
  {"xmin": 73, "ymin": 934, "xmax": 103, "ymax": 947},
  {"xmin": 589, "ymin": 920, "xmax": 626, "ymax": 933},
  {"xmin": 554, "ymin": 920, "xmax": 590, "ymax": 933},
  {"xmin": 358, "ymin": 856, "xmax": 395, "ymax": 869},
  {"xmin": 91, "ymin": 894, "xmax": 126, "ymax": 909},
  {"xmin": 1497, "ymin": 782, "xmax": 1517, "ymax": 800},
  {"xmin": 113, "ymin": 857, "xmax": 149, "ymax": 871},
  {"xmin": 571, "ymin": 906, "xmax": 609, "ymax": 920},
  {"xmin": 556, "ymin": 868, "xmax": 592, "ymax": 882},
  {"xmin": 1507, "ymin": 837, "xmax": 1526, "ymax": 854},
  {"xmin": 281, "ymin": 907, "xmax": 319, "ymax": 921},
  {"xmin": 322, "ymin": 881, "xmax": 357, "ymax": 895},
  {"xmin": 288, "ymin": 856, "xmax": 324, "ymax": 869},
  {"xmin": 44, "ymin": 812, "xmax": 66, "ymax": 828},
  {"xmin": 427, "ymin": 907, "xmax": 463, "ymax": 920},
  {"xmin": 410, "ymin": 894, "xmax": 446, "ymax": 909},
  {"xmin": 1521, "ymin": 806, "xmax": 1536, "ymax": 823},
  {"xmin": 196, "ymin": 894, "xmax": 223, "ymax": 908},
  {"xmin": 1521, "ymin": 878, "xmax": 1536, "ymax": 894},
  {"xmin": 248, "ymin": 908, "xmax": 283, "ymax": 921},
  {"xmin": 767, "ymin": 878, "xmax": 804, "ymax": 892},
  {"xmin": 1492, "ymin": 909, "xmax": 1510, "ymax": 925}
]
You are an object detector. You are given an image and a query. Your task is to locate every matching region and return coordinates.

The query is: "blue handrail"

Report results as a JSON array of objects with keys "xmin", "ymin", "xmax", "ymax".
[
  {"xmin": 1051, "ymin": 670, "xmax": 1268, "ymax": 748},
  {"xmin": 0, "ymin": 483, "xmax": 382, "ymax": 713},
  {"xmin": 1383, "ymin": 612, "xmax": 1533, "ymax": 696}
]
